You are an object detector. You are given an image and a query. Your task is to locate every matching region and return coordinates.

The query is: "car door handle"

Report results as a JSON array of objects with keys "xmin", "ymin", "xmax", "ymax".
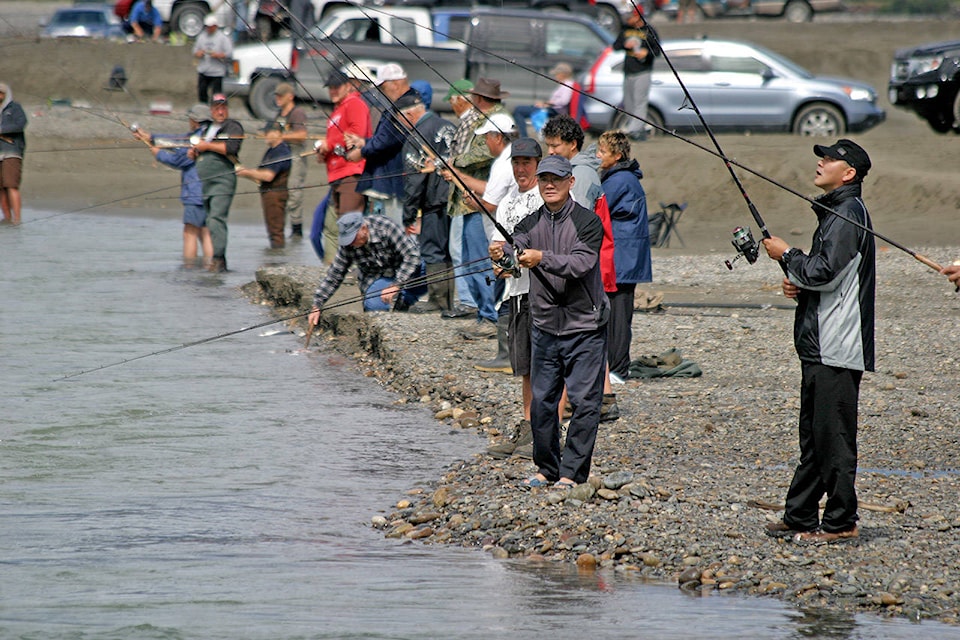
[{"xmin": 714, "ymin": 82, "xmax": 731, "ymax": 87}]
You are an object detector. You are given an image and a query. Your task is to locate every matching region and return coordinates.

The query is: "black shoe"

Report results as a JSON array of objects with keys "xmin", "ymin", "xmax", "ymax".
[
  {"xmin": 441, "ymin": 305, "xmax": 476, "ymax": 319},
  {"xmin": 290, "ymin": 224, "xmax": 303, "ymax": 239}
]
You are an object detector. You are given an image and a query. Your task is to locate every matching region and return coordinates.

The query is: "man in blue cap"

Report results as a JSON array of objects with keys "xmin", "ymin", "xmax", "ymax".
[
  {"xmin": 490, "ymin": 155, "xmax": 608, "ymax": 490},
  {"xmin": 308, "ymin": 212, "xmax": 427, "ymax": 323}
]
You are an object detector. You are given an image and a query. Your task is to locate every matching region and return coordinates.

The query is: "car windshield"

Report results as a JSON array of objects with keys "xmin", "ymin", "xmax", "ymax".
[
  {"xmin": 748, "ymin": 43, "xmax": 815, "ymax": 79},
  {"xmin": 53, "ymin": 10, "xmax": 105, "ymax": 26}
]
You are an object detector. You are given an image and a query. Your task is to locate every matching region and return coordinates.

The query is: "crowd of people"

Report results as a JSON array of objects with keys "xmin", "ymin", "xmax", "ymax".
[{"xmin": 13, "ymin": 3, "xmax": 960, "ymax": 545}]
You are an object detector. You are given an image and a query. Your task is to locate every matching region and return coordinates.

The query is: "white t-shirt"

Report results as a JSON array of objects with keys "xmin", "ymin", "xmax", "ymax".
[{"xmin": 492, "ymin": 184, "xmax": 543, "ymax": 298}]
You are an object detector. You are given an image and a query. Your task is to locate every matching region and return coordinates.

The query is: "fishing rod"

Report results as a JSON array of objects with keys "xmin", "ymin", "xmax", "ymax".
[
  {"xmin": 351, "ymin": 3, "xmax": 953, "ymax": 283},
  {"xmin": 55, "ymin": 258, "xmax": 493, "ymax": 381}
]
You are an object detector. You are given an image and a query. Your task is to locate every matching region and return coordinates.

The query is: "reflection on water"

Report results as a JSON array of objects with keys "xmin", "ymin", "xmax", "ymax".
[{"xmin": 1, "ymin": 214, "xmax": 957, "ymax": 638}]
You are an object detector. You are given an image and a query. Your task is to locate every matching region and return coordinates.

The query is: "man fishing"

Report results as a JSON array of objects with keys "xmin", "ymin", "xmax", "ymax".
[
  {"xmin": 761, "ymin": 139, "xmax": 875, "ymax": 545},
  {"xmin": 491, "ymin": 155, "xmax": 608, "ymax": 490}
]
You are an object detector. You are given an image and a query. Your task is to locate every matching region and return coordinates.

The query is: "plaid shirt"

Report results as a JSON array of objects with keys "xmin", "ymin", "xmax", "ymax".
[
  {"xmin": 312, "ymin": 216, "xmax": 421, "ymax": 309},
  {"xmin": 450, "ymin": 107, "xmax": 483, "ymax": 159}
]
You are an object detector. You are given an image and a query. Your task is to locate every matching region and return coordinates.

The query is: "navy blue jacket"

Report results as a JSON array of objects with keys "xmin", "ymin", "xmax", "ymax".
[{"xmin": 600, "ymin": 159, "xmax": 652, "ymax": 284}]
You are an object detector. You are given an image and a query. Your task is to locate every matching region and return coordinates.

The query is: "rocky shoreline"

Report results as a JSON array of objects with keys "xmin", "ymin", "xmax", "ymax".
[{"xmin": 245, "ymin": 248, "xmax": 960, "ymax": 626}]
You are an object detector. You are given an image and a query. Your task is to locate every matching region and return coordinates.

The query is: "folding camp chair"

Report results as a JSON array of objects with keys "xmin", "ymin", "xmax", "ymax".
[{"xmin": 653, "ymin": 201, "xmax": 686, "ymax": 248}]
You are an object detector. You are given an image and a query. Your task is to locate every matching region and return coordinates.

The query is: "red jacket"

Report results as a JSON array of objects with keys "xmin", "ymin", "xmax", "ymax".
[
  {"xmin": 325, "ymin": 91, "xmax": 370, "ymax": 183},
  {"xmin": 593, "ymin": 194, "xmax": 618, "ymax": 293}
]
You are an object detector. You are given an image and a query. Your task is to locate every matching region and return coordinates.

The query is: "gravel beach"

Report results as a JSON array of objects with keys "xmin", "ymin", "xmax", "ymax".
[
  {"xmin": 7, "ymin": 7, "xmax": 960, "ymax": 625},
  {"xmin": 246, "ymin": 246, "xmax": 960, "ymax": 626}
]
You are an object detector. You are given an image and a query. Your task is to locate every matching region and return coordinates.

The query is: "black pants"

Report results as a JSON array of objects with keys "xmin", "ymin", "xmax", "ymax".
[
  {"xmin": 418, "ymin": 205, "xmax": 450, "ymax": 265},
  {"xmin": 198, "ymin": 74, "xmax": 224, "ymax": 104},
  {"xmin": 607, "ymin": 282, "xmax": 636, "ymax": 378},
  {"xmin": 530, "ymin": 326, "xmax": 606, "ymax": 483},
  {"xmin": 783, "ymin": 362, "xmax": 862, "ymax": 533}
]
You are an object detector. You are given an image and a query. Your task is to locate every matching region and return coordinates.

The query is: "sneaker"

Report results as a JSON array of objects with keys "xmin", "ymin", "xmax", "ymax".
[
  {"xmin": 441, "ymin": 305, "xmax": 476, "ymax": 319},
  {"xmin": 794, "ymin": 526, "xmax": 859, "ymax": 546},
  {"xmin": 764, "ymin": 521, "xmax": 810, "ymax": 539},
  {"xmin": 486, "ymin": 420, "xmax": 531, "ymax": 459},
  {"xmin": 461, "ymin": 321, "xmax": 497, "ymax": 340}
]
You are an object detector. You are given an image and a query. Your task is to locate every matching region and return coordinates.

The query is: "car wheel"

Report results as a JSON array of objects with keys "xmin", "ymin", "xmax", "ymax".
[
  {"xmin": 951, "ymin": 87, "xmax": 960, "ymax": 133},
  {"xmin": 249, "ymin": 75, "xmax": 282, "ymax": 120},
  {"xmin": 792, "ymin": 102, "xmax": 844, "ymax": 137},
  {"xmin": 782, "ymin": 0, "xmax": 813, "ymax": 22},
  {"xmin": 926, "ymin": 113, "xmax": 954, "ymax": 133},
  {"xmin": 593, "ymin": 3, "xmax": 623, "ymax": 34},
  {"xmin": 170, "ymin": 2, "xmax": 207, "ymax": 38}
]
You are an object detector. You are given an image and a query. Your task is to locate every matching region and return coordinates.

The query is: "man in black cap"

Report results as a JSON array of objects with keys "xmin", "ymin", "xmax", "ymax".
[
  {"xmin": 490, "ymin": 154, "xmax": 608, "ymax": 489},
  {"xmin": 396, "ymin": 92, "xmax": 457, "ymax": 313},
  {"xmin": 308, "ymin": 211, "xmax": 426, "ymax": 321},
  {"xmin": 761, "ymin": 139, "xmax": 876, "ymax": 545}
]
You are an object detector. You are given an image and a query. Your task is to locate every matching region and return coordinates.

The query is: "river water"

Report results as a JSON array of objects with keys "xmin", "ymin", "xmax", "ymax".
[{"xmin": 1, "ymin": 212, "xmax": 953, "ymax": 639}]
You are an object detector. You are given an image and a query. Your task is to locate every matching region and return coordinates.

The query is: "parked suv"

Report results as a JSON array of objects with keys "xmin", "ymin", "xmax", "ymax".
[{"xmin": 888, "ymin": 39, "xmax": 960, "ymax": 134}]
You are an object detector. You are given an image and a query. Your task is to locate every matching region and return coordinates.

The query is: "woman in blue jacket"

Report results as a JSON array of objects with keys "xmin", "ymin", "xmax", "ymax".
[{"xmin": 597, "ymin": 130, "xmax": 652, "ymax": 379}]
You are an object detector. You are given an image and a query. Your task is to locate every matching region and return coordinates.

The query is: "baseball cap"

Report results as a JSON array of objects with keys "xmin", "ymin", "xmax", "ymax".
[
  {"xmin": 475, "ymin": 113, "xmax": 517, "ymax": 136},
  {"xmin": 813, "ymin": 139, "xmax": 871, "ymax": 178},
  {"xmin": 186, "ymin": 103, "xmax": 211, "ymax": 122},
  {"xmin": 536, "ymin": 155, "xmax": 573, "ymax": 178},
  {"xmin": 338, "ymin": 211, "xmax": 365, "ymax": 247},
  {"xmin": 394, "ymin": 92, "xmax": 423, "ymax": 112},
  {"xmin": 511, "ymin": 137, "xmax": 542, "ymax": 158},
  {"xmin": 375, "ymin": 63, "xmax": 406, "ymax": 86},
  {"xmin": 444, "ymin": 79, "xmax": 474, "ymax": 102},
  {"xmin": 203, "ymin": 14, "xmax": 218, "ymax": 27},
  {"xmin": 324, "ymin": 70, "xmax": 350, "ymax": 88},
  {"xmin": 211, "ymin": 93, "xmax": 228, "ymax": 105}
]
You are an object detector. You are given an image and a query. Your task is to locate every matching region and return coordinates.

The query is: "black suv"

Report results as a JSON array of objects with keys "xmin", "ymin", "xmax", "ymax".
[{"xmin": 888, "ymin": 39, "xmax": 960, "ymax": 134}]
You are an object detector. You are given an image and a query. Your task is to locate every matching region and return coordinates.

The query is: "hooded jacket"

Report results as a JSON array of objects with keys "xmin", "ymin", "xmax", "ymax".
[
  {"xmin": 600, "ymin": 158, "xmax": 652, "ymax": 283},
  {"xmin": 512, "ymin": 197, "xmax": 608, "ymax": 336},
  {"xmin": 570, "ymin": 145, "xmax": 603, "ymax": 209},
  {"xmin": 402, "ymin": 110, "xmax": 456, "ymax": 226},
  {"xmin": 0, "ymin": 84, "xmax": 27, "ymax": 158},
  {"xmin": 782, "ymin": 182, "xmax": 875, "ymax": 372}
]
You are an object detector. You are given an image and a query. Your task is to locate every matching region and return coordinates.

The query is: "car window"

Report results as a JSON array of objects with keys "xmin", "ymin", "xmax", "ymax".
[
  {"xmin": 446, "ymin": 16, "xmax": 470, "ymax": 43},
  {"xmin": 56, "ymin": 10, "xmax": 105, "ymax": 26},
  {"xmin": 327, "ymin": 18, "xmax": 380, "ymax": 42},
  {"xmin": 475, "ymin": 16, "xmax": 534, "ymax": 54},
  {"xmin": 709, "ymin": 55, "xmax": 769, "ymax": 75},
  {"xmin": 656, "ymin": 48, "xmax": 708, "ymax": 72},
  {"xmin": 389, "ymin": 17, "xmax": 417, "ymax": 46},
  {"xmin": 544, "ymin": 21, "xmax": 605, "ymax": 60}
]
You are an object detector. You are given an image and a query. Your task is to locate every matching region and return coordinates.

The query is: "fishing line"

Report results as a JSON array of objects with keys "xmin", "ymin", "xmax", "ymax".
[{"xmin": 54, "ymin": 259, "xmax": 493, "ymax": 381}]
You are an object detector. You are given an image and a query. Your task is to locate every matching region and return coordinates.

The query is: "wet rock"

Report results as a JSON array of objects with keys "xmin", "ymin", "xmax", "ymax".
[
  {"xmin": 576, "ymin": 553, "xmax": 597, "ymax": 570},
  {"xmin": 568, "ymin": 483, "xmax": 596, "ymax": 502},
  {"xmin": 678, "ymin": 566, "xmax": 701, "ymax": 584},
  {"xmin": 597, "ymin": 488, "xmax": 620, "ymax": 501},
  {"xmin": 872, "ymin": 592, "xmax": 905, "ymax": 606}
]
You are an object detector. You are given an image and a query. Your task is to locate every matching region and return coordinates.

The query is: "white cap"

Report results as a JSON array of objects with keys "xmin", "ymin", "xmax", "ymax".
[
  {"xmin": 375, "ymin": 63, "xmax": 406, "ymax": 86},
  {"xmin": 342, "ymin": 63, "xmax": 375, "ymax": 82},
  {"xmin": 203, "ymin": 14, "xmax": 218, "ymax": 27},
  {"xmin": 475, "ymin": 113, "xmax": 517, "ymax": 136}
]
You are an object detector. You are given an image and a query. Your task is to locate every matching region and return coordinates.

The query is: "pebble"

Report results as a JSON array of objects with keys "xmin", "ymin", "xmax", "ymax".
[{"xmin": 254, "ymin": 250, "xmax": 960, "ymax": 626}]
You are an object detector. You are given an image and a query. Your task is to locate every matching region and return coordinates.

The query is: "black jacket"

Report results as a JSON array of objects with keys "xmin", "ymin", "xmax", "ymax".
[
  {"xmin": 782, "ymin": 182, "xmax": 875, "ymax": 372},
  {"xmin": 401, "ymin": 110, "xmax": 456, "ymax": 226}
]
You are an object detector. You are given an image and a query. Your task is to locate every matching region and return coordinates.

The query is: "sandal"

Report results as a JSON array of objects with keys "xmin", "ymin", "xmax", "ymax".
[
  {"xmin": 521, "ymin": 475, "xmax": 551, "ymax": 488},
  {"xmin": 553, "ymin": 479, "xmax": 576, "ymax": 490}
]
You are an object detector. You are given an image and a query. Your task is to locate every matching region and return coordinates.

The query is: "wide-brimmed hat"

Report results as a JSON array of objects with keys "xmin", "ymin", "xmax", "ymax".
[{"xmin": 469, "ymin": 78, "xmax": 509, "ymax": 101}]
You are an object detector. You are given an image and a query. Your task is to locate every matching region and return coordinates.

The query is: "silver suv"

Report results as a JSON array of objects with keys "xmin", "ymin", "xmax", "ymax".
[{"xmin": 582, "ymin": 38, "xmax": 885, "ymax": 136}]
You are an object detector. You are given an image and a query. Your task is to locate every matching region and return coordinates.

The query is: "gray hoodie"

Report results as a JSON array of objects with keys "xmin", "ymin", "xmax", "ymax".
[{"xmin": 570, "ymin": 143, "xmax": 603, "ymax": 210}]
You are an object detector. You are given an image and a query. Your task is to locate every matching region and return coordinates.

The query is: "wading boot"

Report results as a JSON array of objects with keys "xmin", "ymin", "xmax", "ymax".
[
  {"xmin": 208, "ymin": 256, "xmax": 227, "ymax": 273},
  {"xmin": 474, "ymin": 315, "xmax": 512, "ymax": 373},
  {"xmin": 486, "ymin": 419, "xmax": 532, "ymax": 459},
  {"xmin": 426, "ymin": 262, "xmax": 454, "ymax": 313}
]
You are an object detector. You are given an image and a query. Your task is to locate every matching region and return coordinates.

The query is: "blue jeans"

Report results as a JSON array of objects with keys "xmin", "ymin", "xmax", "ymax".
[
  {"xmin": 449, "ymin": 215, "xmax": 476, "ymax": 308},
  {"xmin": 363, "ymin": 262, "xmax": 428, "ymax": 311},
  {"xmin": 461, "ymin": 212, "xmax": 497, "ymax": 323}
]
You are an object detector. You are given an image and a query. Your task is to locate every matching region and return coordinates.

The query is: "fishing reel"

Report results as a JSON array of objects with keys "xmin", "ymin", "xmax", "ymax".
[
  {"xmin": 724, "ymin": 226, "xmax": 760, "ymax": 270},
  {"xmin": 129, "ymin": 122, "xmax": 140, "ymax": 133},
  {"xmin": 493, "ymin": 253, "xmax": 521, "ymax": 279}
]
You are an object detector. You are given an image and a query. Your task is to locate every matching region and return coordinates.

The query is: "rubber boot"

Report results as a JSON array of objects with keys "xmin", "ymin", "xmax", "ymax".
[
  {"xmin": 474, "ymin": 314, "xmax": 512, "ymax": 373},
  {"xmin": 426, "ymin": 262, "xmax": 452, "ymax": 312},
  {"xmin": 487, "ymin": 419, "xmax": 532, "ymax": 459}
]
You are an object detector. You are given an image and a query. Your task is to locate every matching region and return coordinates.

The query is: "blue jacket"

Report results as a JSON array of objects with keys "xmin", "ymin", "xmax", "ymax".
[
  {"xmin": 600, "ymin": 159, "xmax": 652, "ymax": 284},
  {"xmin": 356, "ymin": 88, "xmax": 421, "ymax": 200},
  {"xmin": 154, "ymin": 131, "xmax": 203, "ymax": 207}
]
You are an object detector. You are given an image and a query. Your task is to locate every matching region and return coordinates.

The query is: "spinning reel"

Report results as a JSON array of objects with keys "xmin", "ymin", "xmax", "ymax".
[{"xmin": 724, "ymin": 226, "xmax": 760, "ymax": 270}]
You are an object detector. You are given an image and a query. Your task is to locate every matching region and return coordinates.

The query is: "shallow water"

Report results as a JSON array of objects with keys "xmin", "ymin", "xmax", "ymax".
[{"xmin": 1, "ymin": 212, "xmax": 956, "ymax": 639}]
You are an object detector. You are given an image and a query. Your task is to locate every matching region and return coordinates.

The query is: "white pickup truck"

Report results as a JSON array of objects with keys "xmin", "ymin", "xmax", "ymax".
[
  {"xmin": 223, "ymin": 5, "xmax": 614, "ymax": 119},
  {"xmin": 150, "ymin": 0, "xmax": 342, "ymax": 38}
]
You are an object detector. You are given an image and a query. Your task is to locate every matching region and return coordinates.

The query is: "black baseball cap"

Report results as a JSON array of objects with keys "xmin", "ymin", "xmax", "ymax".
[
  {"xmin": 324, "ymin": 70, "xmax": 350, "ymax": 88},
  {"xmin": 813, "ymin": 139, "xmax": 871, "ymax": 178}
]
